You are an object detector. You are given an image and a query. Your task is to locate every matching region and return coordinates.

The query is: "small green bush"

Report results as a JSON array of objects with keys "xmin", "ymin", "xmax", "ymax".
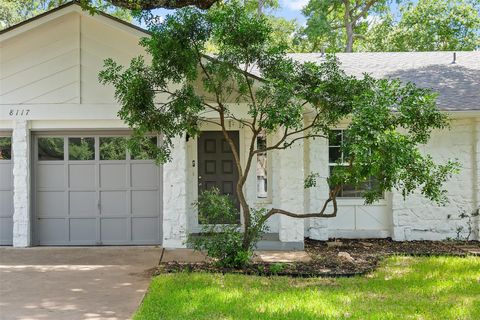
[
  {"xmin": 187, "ymin": 188, "xmax": 268, "ymax": 268},
  {"xmin": 269, "ymin": 263, "xmax": 286, "ymax": 275}
]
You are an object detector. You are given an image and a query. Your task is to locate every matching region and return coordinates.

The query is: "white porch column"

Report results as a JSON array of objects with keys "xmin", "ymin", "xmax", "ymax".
[
  {"xmin": 274, "ymin": 133, "xmax": 305, "ymax": 249},
  {"xmin": 306, "ymin": 137, "xmax": 329, "ymax": 241},
  {"xmin": 162, "ymin": 135, "xmax": 188, "ymax": 248},
  {"xmin": 475, "ymin": 119, "xmax": 480, "ymax": 241},
  {"xmin": 12, "ymin": 120, "xmax": 31, "ymax": 247}
]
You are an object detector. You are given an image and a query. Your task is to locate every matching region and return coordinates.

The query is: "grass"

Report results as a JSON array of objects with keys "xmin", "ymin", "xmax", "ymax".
[{"xmin": 134, "ymin": 256, "xmax": 480, "ymax": 320}]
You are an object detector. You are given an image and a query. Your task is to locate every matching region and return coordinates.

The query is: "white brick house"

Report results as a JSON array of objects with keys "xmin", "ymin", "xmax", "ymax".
[{"xmin": 1, "ymin": 2, "xmax": 479, "ymax": 248}]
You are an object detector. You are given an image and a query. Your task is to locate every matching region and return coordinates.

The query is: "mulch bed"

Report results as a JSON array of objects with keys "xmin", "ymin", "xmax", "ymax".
[{"xmin": 153, "ymin": 238, "xmax": 478, "ymax": 278}]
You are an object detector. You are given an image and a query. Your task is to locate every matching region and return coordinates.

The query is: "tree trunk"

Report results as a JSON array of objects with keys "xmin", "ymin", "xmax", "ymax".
[
  {"xmin": 343, "ymin": 0, "xmax": 354, "ymax": 52},
  {"xmin": 345, "ymin": 23, "xmax": 354, "ymax": 52}
]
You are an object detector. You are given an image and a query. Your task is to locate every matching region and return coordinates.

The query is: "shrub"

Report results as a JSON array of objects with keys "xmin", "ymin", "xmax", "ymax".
[{"xmin": 187, "ymin": 188, "xmax": 268, "ymax": 268}]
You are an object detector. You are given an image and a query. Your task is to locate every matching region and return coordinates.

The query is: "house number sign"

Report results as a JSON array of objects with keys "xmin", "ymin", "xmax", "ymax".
[{"xmin": 8, "ymin": 109, "xmax": 30, "ymax": 116}]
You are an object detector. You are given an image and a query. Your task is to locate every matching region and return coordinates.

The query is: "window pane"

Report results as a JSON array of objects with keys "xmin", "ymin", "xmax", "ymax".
[
  {"xmin": 329, "ymin": 146, "xmax": 341, "ymax": 163},
  {"xmin": 256, "ymin": 133, "xmax": 268, "ymax": 198},
  {"xmin": 68, "ymin": 138, "xmax": 95, "ymax": 160},
  {"xmin": 100, "ymin": 137, "xmax": 126, "ymax": 160},
  {"xmin": 329, "ymin": 130, "xmax": 342, "ymax": 146},
  {"xmin": 131, "ymin": 137, "xmax": 157, "ymax": 160},
  {"xmin": 38, "ymin": 137, "xmax": 64, "ymax": 161},
  {"xmin": 0, "ymin": 137, "xmax": 12, "ymax": 160}
]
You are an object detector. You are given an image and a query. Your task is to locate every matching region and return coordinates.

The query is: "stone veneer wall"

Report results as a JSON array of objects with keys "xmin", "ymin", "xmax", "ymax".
[
  {"xmin": 307, "ymin": 118, "xmax": 480, "ymax": 241},
  {"xmin": 162, "ymin": 135, "xmax": 188, "ymax": 247},
  {"xmin": 392, "ymin": 118, "xmax": 480, "ymax": 241},
  {"xmin": 12, "ymin": 120, "xmax": 31, "ymax": 247}
]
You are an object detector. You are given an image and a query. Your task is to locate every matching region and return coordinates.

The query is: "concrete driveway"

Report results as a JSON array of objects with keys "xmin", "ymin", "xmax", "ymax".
[{"xmin": 0, "ymin": 247, "xmax": 162, "ymax": 320}]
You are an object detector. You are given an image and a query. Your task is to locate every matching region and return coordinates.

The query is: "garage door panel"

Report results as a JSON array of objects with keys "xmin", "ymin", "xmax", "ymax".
[
  {"xmin": 100, "ymin": 164, "xmax": 127, "ymax": 189},
  {"xmin": 100, "ymin": 191, "xmax": 127, "ymax": 216},
  {"xmin": 132, "ymin": 217, "xmax": 158, "ymax": 242},
  {"xmin": 35, "ymin": 134, "xmax": 161, "ymax": 245},
  {"xmin": 0, "ymin": 217, "xmax": 13, "ymax": 245},
  {"xmin": 37, "ymin": 191, "xmax": 65, "ymax": 216},
  {"xmin": 69, "ymin": 191, "xmax": 96, "ymax": 217},
  {"xmin": 37, "ymin": 164, "xmax": 64, "ymax": 189},
  {"xmin": 131, "ymin": 163, "xmax": 158, "ymax": 188},
  {"xmin": 37, "ymin": 218, "xmax": 66, "ymax": 244},
  {"xmin": 101, "ymin": 218, "xmax": 127, "ymax": 243},
  {"xmin": 0, "ymin": 191, "xmax": 13, "ymax": 217},
  {"xmin": 132, "ymin": 190, "xmax": 158, "ymax": 216},
  {"xmin": 70, "ymin": 219, "xmax": 96, "ymax": 243},
  {"xmin": 0, "ymin": 163, "xmax": 12, "ymax": 189},
  {"xmin": 69, "ymin": 164, "xmax": 95, "ymax": 189}
]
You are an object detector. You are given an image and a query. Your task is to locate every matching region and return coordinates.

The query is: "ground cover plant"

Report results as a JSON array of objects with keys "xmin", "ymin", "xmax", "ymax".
[
  {"xmin": 135, "ymin": 255, "xmax": 480, "ymax": 320},
  {"xmin": 158, "ymin": 238, "xmax": 472, "ymax": 276}
]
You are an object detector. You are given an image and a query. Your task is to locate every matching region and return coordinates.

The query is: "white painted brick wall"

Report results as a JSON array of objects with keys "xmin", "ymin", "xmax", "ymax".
[
  {"xmin": 12, "ymin": 120, "xmax": 30, "ymax": 247},
  {"xmin": 307, "ymin": 118, "xmax": 479, "ymax": 241},
  {"xmin": 273, "ymin": 132, "xmax": 305, "ymax": 243},
  {"xmin": 305, "ymin": 137, "xmax": 330, "ymax": 240},
  {"xmin": 476, "ymin": 120, "xmax": 480, "ymax": 240},
  {"xmin": 162, "ymin": 135, "xmax": 188, "ymax": 248},
  {"xmin": 391, "ymin": 119, "xmax": 478, "ymax": 241}
]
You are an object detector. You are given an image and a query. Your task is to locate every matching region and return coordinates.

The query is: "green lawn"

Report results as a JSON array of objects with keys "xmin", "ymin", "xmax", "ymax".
[{"xmin": 135, "ymin": 256, "xmax": 480, "ymax": 320}]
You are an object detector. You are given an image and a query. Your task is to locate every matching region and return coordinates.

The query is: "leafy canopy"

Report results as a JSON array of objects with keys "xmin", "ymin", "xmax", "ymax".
[
  {"xmin": 365, "ymin": 0, "xmax": 480, "ymax": 51},
  {"xmin": 99, "ymin": 2, "xmax": 458, "ymax": 211}
]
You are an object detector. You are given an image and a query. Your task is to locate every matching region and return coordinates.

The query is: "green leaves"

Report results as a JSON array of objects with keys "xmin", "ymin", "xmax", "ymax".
[
  {"xmin": 99, "ymin": 1, "xmax": 458, "ymax": 212},
  {"xmin": 330, "ymin": 76, "xmax": 459, "ymax": 204},
  {"xmin": 365, "ymin": 0, "xmax": 480, "ymax": 51}
]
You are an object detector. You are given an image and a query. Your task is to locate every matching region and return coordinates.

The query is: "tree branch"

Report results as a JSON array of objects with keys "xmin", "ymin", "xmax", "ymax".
[
  {"xmin": 259, "ymin": 186, "xmax": 342, "ymax": 226},
  {"xmin": 352, "ymin": 0, "xmax": 378, "ymax": 23},
  {"xmin": 104, "ymin": 0, "xmax": 218, "ymax": 10}
]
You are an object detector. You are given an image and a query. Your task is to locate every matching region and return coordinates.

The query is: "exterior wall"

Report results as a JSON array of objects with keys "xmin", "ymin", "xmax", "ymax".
[
  {"xmin": 80, "ymin": 15, "xmax": 146, "ymax": 104},
  {"xmin": 476, "ymin": 120, "xmax": 480, "ymax": 240},
  {"xmin": 11, "ymin": 120, "xmax": 31, "ymax": 247},
  {"xmin": 162, "ymin": 136, "xmax": 188, "ymax": 247},
  {"xmin": 305, "ymin": 132, "xmax": 392, "ymax": 240},
  {"xmin": 185, "ymin": 120, "xmax": 279, "ymax": 236},
  {"xmin": 272, "ymin": 132, "xmax": 304, "ymax": 247},
  {"xmin": 0, "ymin": 6, "xmax": 157, "ymax": 247},
  {"xmin": 1, "ymin": 13, "xmax": 80, "ymax": 104},
  {"xmin": 1, "ymin": 4, "xmax": 480, "ymax": 247},
  {"xmin": 307, "ymin": 118, "xmax": 480, "ymax": 241},
  {"xmin": 392, "ymin": 118, "xmax": 480, "ymax": 241}
]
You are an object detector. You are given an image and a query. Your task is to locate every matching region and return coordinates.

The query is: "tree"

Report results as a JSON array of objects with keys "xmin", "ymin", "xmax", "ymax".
[
  {"xmin": 365, "ymin": 0, "xmax": 480, "ymax": 51},
  {"xmin": 99, "ymin": 2, "xmax": 458, "ymax": 251},
  {"xmin": 302, "ymin": 0, "xmax": 389, "ymax": 52},
  {"xmin": 0, "ymin": 0, "xmax": 132, "ymax": 30},
  {"xmin": 85, "ymin": 0, "xmax": 219, "ymax": 10}
]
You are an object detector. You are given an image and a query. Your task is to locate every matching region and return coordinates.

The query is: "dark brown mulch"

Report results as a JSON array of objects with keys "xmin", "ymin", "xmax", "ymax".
[{"xmin": 154, "ymin": 238, "xmax": 477, "ymax": 278}]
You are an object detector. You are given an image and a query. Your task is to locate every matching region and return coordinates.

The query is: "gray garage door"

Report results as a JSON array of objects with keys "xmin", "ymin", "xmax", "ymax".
[
  {"xmin": 34, "ymin": 134, "xmax": 162, "ymax": 245},
  {"xmin": 0, "ymin": 134, "xmax": 13, "ymax": 245}
]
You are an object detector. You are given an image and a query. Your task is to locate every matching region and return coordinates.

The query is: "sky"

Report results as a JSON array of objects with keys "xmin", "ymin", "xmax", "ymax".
[
  {"xmin": 137, "ymin": 0, "xmax": 309, "ymax": 28},
  {"xmin": 136, "ymin": 0, "xmax": 406, "ymax": 29}
]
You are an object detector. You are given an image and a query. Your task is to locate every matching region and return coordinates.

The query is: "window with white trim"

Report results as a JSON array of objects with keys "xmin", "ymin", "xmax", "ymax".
[
  {"xmin": 329, "ymin": 130, "xmax": 379, "ymax": 198},
  {"xmin": 256, "ymin": 131, "xmax": 268, "ymax": 199}
]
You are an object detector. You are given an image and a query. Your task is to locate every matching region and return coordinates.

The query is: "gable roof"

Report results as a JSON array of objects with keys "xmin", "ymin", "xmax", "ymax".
[
  {"xmin": 2, "ymin": 2, "xmax": 478, "ymax": 112},
  {"xmin": 292, "ymin": 52, "xmax": 480, "ymax": 112},
  {"xmin": 0, "ymin": 1, "xmax": 149, "ymax": 39},
  {"xmin": 248, "ymin": 52, "xmax": 480, "ymax": 112}
]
